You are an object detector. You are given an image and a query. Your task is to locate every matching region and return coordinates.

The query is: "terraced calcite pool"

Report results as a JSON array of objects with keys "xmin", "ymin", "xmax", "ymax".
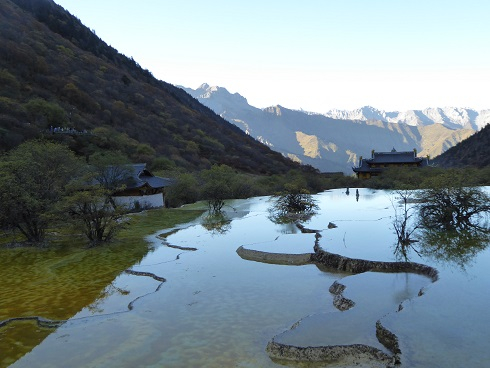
[{"xmin": 2, "ymin": 189, "xmax": 490, "ymax": 367}]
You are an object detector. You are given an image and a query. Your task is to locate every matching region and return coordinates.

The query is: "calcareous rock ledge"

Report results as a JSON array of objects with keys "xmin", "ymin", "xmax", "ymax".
[
  {"xmin": 239, "ymin": 226, "xmax": 439, "ymax": 366},
  {"xmin": 312, "ymin": 243, "xmax": 439, "ymax": 282},
  {"xmin": 266, "ymin": 341, "xmax": 396, "ymax": 367}
]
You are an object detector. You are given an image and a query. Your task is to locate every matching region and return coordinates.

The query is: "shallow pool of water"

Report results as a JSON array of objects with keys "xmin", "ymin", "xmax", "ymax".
[{"xmin": 3, "ymin": 189, "xmax": 490, "ymax": 367}]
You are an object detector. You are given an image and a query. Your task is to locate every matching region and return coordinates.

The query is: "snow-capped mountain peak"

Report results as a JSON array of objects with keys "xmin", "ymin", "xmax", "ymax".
[{"xmin": 325, "ymin": 106, "xmax": 489, "ymax": 130}]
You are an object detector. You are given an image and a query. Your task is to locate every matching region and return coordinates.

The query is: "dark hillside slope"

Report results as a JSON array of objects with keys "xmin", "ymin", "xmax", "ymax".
[
  {"xmin": 432, "ymin": 123, "xmax": 490, "ymax": 168},
  {"xmin": 0, "ymin": 0, "xmax": 302, "ymax": 174}
]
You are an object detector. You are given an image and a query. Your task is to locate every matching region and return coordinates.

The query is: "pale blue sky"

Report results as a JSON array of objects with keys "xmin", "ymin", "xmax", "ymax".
[{"xmin": 54, "ymin": 0, "xmax": 490, "ymax": 111}]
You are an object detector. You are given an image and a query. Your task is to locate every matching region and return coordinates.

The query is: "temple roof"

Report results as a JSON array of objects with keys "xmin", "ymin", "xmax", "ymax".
[
  {"xmin": 95, "ymin": 163, "xmax": 174, "ymax": 190},
  {"xmin": 124, "ymin": 164, "xmax": 174, "ymax": 189},
  {"xmin": 352, "ymin": 149, "xmax": 428, "ymax": 174},
  {"xmin": 352, "ymin": 159, "xmax": 382, "ymax": 174},
  {"xmin": 367, "ymin": 151, "xmax": 423, "ymax": 164}
]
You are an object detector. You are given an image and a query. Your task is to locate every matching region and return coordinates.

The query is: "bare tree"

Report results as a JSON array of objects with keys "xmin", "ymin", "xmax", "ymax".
[{"xmin": 390, "ymin": 190, "xmax": 421, "ymax": 260}]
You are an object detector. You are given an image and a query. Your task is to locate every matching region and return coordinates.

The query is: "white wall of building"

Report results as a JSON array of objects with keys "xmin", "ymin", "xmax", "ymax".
[{"xmin": 114, "ymin": 193, "xmax": 164, "ymax": 209}]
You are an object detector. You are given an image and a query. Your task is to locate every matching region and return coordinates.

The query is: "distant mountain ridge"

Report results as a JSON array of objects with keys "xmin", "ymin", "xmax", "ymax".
[
  {"xmin": 182, "ymin": 83, "xmax": 478, "ymax": 173},
  {"xmin": 324, "ymin": 106, "xmax": 490, "ymax": 130}
]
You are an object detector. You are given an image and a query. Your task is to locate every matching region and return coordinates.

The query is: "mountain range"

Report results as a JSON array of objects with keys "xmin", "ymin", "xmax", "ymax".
[
  {"xmin": 0, "ymin": 0, "xmax": 302, "ymax": 175},
  {"xmin": 324, "ymin": 106, "xmax": 490, "ymax": 130},
  {"xmin": 182, "ymin": 84, "xmax": 484, "ymax": 173},
  {"xmin": 2, "ymin": 0, "xmax": 487, "ymax": 176}
]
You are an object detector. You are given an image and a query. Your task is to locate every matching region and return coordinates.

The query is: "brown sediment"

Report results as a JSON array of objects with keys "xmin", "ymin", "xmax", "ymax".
[
  {"xmin": 333, "ymin": 294, "xmax": 356, "ymax": 311},
  {"xmin": 329, "ymin": 280, "xmax": 346, "ymax": 295},
  {"xmin": 0, "ymin": 270, "xmax": 167, "ymax": 331},
  {"xmin": 237, "ymin": 238, "xmax": 438, "ymax": 282}
]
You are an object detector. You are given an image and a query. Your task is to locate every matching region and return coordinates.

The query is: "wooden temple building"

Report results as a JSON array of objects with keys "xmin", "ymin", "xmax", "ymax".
[
  {"xmin": 353, "ymin": 148, "xmax": 429, "ymax": 179},
  {"xmin": 111, "ymin": 163, "xmax": 174, "ymax": 208}
]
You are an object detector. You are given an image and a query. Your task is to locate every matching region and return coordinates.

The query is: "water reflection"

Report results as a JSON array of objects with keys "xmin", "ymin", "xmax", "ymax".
[
  {"xmin": 388, "ymin": 186, "xmax": 490, "ymax": 269},
  {"xmin": 418, "ymin": 185, "xmax": 490, "ymax": 232},
  {"xmin": 392, "ymin": 239, "xmax": 421, "ymax": 262},
  {"xmin": 5, "ymin": 189, "xmax": 490, "ymax": 368},
  {"xmin": 417, "ymin": 227, "xmax": 490, "ymax": 270},
  {"xmin": 200, "ymin": 212, "xmax": 232, "ymax": 234},
  {"xmin": 267, "ymin": 209, "xmax": 316, "ymax": 225},
  {"xmin": 275, "ymin": 222, "xmax": 301, "ymax": 234},
  {"xmin": 392, "ymin": 225, "xmax": 490, "ymax": 270},
  {"xmin": 392, "ymin": 222, "xmax": 490, "ymax": 268},
  {"xmin": 86, "ymin": 281, "xmax": 130, "ymax": 314},
  {"xmin": 267, "ymin": 192, "xmax": 318, "ymax": 225}
]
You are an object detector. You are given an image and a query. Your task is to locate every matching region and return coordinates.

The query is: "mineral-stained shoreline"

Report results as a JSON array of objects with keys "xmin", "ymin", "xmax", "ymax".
[{"xmin": 0, "ymin": 269, "xmax": 166, "ymax": 330}]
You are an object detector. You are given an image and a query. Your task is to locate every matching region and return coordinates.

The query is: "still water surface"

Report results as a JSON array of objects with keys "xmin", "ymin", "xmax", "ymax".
[{"xmin": 2, "ymin": 189, "xmax": 490, "ymax": 367}]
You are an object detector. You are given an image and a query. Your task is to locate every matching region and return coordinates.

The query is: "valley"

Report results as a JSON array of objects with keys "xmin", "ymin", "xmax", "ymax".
[{"xmin": 183, "ymin": 83, "xmax": 483, "ymax": 173}]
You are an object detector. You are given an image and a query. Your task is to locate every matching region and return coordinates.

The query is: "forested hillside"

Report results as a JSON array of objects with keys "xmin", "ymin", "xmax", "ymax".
[
  {"xmin": 433, "ymin": 123, "xmax": 490, "ymax": 168},
  {"xmin": 0, "ymin": 0, "xmax": 303, "ymax": 174}
]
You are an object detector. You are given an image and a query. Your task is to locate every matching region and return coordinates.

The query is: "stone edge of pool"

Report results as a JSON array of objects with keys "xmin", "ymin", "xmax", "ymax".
[{"xmin": 236, "ymin": 224, "xmax": 439, "ymax": 367}]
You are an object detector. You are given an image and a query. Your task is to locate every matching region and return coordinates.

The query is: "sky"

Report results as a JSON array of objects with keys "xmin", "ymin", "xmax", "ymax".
[{"xmin": 53, "ymin": 0, "xmax": 490, "ymax": 112}]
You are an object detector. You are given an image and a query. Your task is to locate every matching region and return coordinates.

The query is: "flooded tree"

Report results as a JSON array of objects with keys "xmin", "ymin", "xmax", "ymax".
[
  {"xmin": 391, "ymin": 173, "xmax": 490, "ymax": 262},
  {"xmin": 414, "ymin": 174, "xmax": 490, "ymax": 268},
  {"xmin": 268, "ymin": 183, "xmax": 319, "ymax": 224},
  {"xmin": 417, "ymin": 227, "xmax": 490, "ymax": 270},
  {"xmin": 417, "ymin": 184, "xmax": 490, "ymax": 231},
  {"xmin": 201, "ymin": 212, "xmax": 232, "ymax": 235},
  {"xmin": 390, "ymin": 190, "xmax": 420, "ymax": 261},
  {"xmin": 200, "ymin": 164, "xmax": 235, "ymax": 213}
]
